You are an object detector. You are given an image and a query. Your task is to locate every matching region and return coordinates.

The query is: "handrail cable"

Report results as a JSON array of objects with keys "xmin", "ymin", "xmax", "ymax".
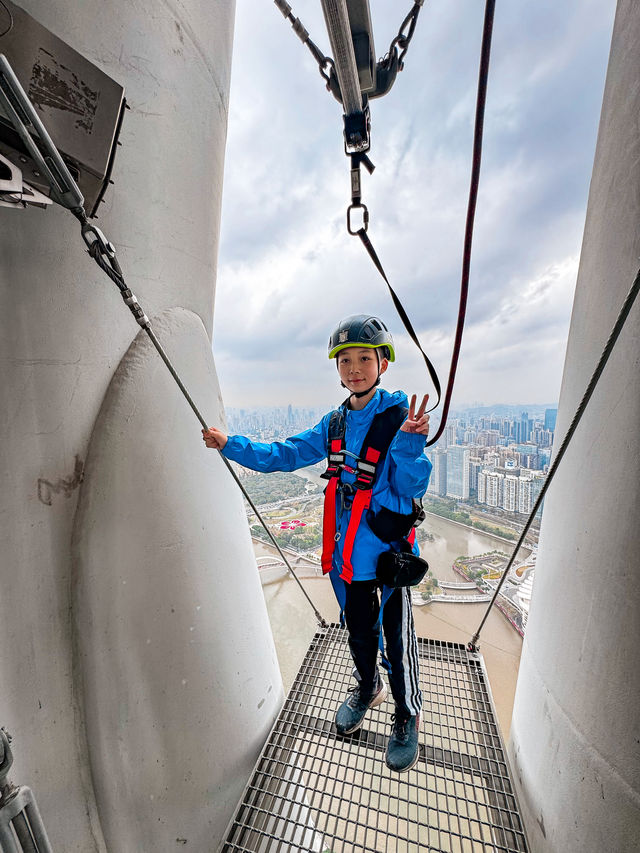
[
  {"xmin": 468, "ymin": 264, "xmax": 640, "ymax": 650},
  {"xmin": 85, "ymin": 228, "xmax": 329, "ymax": 629}
]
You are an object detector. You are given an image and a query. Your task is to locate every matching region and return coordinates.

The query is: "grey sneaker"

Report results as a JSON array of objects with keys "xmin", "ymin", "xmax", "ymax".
[
  {"xmin": 385, "ymin": 711, "xmax": 420, "ymax": 772},
  {"xmin": 335, "ymin": 677, "xmax": 387, "ymax": 735}
]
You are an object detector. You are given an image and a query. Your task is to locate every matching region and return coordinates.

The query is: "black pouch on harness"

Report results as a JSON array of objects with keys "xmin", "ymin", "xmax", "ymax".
[
  {"xmin": 376, "ymin": 549, "xmax": 429, "ymax": 588},
  {"xmin": 367, "ymin": 502, "xmax": 428, "ymax": 588}
]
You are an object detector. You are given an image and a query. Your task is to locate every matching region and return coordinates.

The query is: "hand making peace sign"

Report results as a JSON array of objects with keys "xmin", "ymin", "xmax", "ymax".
[{"xmin": 400, "ymin": 394, "xmax": 430, "ymax": 436}]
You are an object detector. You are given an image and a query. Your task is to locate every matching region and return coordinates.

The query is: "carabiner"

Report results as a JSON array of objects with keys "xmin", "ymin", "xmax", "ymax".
[{"xmin": 347, "ymin": 202, "xmax": 369, "ymax": 235}]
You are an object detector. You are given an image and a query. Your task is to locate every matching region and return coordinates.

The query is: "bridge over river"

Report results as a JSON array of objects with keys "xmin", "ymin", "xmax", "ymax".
[{"xmin": 417, "ymin": 592, "xmax": 493, "ymax": 604}]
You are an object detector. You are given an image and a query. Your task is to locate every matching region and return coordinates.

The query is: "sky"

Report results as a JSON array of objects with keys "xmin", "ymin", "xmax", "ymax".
[{"xmin": 213, "ymin": 0, "xmax": 617, "ymax": 413}]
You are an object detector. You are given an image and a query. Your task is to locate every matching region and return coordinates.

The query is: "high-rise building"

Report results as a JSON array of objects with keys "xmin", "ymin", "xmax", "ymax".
[
  {"xmin": 446, "ymin": 446, "xmax": 470, "ymax": 499},
  {"xmin": 477, "ymin": 469, "xmax": 487, "ymax": 503},
  {"xmin": 503, "ymin": 474, "xmax": 519, "ymax": 512},
  {"xmin": 445, "ymin": 421, "xmax": 458, "ymax": 447},
  {"xmin": 484, "ymin": 470, "xmax": 504, "ymax": 507},
  {"xmin": 518, "ymin": 472, "xmax": 545, "ymax": 514},
  {"xmin": 468, "ymin": 457, "xmax": 483, "ymax": 496},
  {"xmin": 544, "ymin": 408, "xmax": 558, "ymax": 431},
  {"xmin": 428, "ymin": 448, "xmax": 448, "ymax": 496}
]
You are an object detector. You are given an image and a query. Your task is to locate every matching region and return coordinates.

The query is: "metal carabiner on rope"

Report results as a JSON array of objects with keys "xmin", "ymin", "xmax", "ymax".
[{"xmin": 347, "ymin": 202, "xmax": 369, "ymax": 235}]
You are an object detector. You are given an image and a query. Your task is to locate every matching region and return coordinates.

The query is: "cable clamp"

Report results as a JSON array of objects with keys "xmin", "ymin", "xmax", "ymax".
[{"xmin": 120, "ymin": 288, "xmax": 150, "ymax": 328}]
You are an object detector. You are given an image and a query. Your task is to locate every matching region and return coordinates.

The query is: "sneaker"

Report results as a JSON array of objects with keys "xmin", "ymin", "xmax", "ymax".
[
  {"xmin": 385, "ymin": 711, "xmax": 420, "ymax": 772},
  {"xmin": 335, "ymin": 677, "xmax": 387, "ymax": 735}
]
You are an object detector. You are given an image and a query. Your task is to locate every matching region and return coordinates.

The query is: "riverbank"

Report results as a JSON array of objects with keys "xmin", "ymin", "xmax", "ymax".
[{"xmin": 424, "ymin": 510, "xmax": 524, "ymax": 549}]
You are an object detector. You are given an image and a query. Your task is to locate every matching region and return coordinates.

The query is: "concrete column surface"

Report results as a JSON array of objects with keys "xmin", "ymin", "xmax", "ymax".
[
  {"xmin": 508, "ymin": 2, "xmax": 640, "ymax": 851},
  {"xmin": 1, "ymin": 1, "xmax": 284, "ymax": 850}
]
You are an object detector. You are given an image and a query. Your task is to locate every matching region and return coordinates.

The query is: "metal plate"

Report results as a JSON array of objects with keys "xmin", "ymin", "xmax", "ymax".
[{"xmin": 0, "ymin": 0, "xmax": 124, "ymax": 215}]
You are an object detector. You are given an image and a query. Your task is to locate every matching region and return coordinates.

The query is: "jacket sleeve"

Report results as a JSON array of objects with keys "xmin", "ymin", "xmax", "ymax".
[
  {"xmin": 386, "ymin": 430, "xmax": 432, "ymax": 499},
  {"xmin": 221, "ymin": 417, "xmax": 328, "ymax": 473}
]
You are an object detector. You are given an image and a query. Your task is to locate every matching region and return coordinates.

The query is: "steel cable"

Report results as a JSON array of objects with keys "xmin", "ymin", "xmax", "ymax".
[
  {"xmin": 469, "ymin": 265, "xmax": 640, "ymax": 649},
  {"xmin": 87, "ymin": 239, "xmax": 328, "ymax": 628}
]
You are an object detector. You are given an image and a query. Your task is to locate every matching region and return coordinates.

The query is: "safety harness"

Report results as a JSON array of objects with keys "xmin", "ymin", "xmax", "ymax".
[{"xmin": 321, "ymin": 402, "xmax": 410, "ymax": 583}]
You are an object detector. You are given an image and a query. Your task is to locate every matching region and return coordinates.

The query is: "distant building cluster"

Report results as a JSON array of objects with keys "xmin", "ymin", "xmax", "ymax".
[
  {"xmin": 427, "ymin": 408, "xmax": 557, "ymax": 516},
  {"xmin": 226, "ymin": 403, "xmax": 558, "ymax": 520},
  {"xmin": 226, "ymin": 405, "xmax": 329, "ymax": 439}
]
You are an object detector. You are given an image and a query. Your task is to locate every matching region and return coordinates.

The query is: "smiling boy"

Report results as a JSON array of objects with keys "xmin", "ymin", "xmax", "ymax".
[{"xmin": 203, "ymin": 314, "xmax": 431, "ymax": 772}]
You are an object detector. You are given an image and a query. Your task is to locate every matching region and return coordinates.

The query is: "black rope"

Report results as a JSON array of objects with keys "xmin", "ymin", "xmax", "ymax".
[
  {"xmin": 352, "ymin": 0, "xmax": 495, "ymax": 447},
  {"xmin": 356, "ymin": 229, "xmax": 442, "ymax": 410},
  {"xmin": 469, "ymin": 265, "xmax": 640, "ymax": 650},
  {"xmin": 427, "ymin": 0, "xmax": 495, "ymax": 445}
]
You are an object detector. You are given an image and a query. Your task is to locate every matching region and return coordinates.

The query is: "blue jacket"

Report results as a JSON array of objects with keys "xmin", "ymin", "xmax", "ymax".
[{"xmin": 222, "ymin": 388, "xmax": 432, "ymax": 582}]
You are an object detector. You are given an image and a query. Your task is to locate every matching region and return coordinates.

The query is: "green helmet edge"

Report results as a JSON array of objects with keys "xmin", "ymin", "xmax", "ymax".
[{"xmin": 328, "ymin": 340, "xmax": 396, "ymax": 362}]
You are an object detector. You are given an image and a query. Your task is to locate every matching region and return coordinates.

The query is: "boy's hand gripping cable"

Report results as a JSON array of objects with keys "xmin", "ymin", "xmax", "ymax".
[{"xmin": 0, "ymin": 54, "xmax": 328, "ymax": 630}]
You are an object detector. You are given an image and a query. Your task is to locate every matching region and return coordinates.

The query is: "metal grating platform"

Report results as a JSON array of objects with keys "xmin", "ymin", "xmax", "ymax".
[{"xmin": 220, "ymin": 625, "xmax": 529, "ymax": 853}]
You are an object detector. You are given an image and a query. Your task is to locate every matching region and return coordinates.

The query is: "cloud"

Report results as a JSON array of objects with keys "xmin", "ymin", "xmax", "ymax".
[{"xmin": 214, "ymin": 0, "xmax": 616, "ymax": 409}]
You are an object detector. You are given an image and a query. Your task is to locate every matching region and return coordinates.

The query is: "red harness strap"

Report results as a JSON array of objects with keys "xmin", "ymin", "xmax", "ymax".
[
  {"xmin": 320, "ymin": 405, "xmax": 407, "ymax": 581},
  {"xmin": 321, "ymin": 476, "xmax": 338, "ymax": 574},
  {"xmin": 339, "ymin": 447, "xmax": 381, "ymax": 583},
  {"xmin": 321, "ymin": 438, "xmax": 343, "ymax": 575}
]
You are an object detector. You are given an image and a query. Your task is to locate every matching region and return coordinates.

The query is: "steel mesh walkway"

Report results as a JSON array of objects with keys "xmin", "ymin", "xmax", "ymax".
[{"xmin": 220, "ymin": 625, "xmax": 528, "ymax": 853}]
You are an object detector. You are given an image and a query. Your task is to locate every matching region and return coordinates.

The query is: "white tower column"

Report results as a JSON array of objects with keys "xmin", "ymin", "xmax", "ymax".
[
  {"xmin": 508, "ymin": 2, "xmax": 640, "ymax": 850},
  {"xmin": 0, "ymin": 2, "xmax": 284, "ymax": 850}
]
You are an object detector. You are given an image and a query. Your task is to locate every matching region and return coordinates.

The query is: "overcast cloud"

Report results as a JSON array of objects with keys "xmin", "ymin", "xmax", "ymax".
[{"xmin": 213, "ymin": 0, "xmax": 617, "ymax": 412}]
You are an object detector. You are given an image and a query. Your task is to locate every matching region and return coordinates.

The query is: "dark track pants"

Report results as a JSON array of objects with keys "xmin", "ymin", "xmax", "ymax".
[{"xmin": 343, "ymin": 580, "xmax": 422, "ymax": 718}]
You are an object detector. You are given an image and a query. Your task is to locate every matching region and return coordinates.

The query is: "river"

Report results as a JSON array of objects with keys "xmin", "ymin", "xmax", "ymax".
[{"xmin": 258, "ymin": 511, "xmax": 524, "ymax": 737}]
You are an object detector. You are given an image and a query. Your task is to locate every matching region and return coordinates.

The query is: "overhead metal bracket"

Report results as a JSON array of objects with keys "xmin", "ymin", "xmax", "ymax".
[
  {"xmin": 321, "ymin": 0, "xmax": 374, "ymax": 153},
  {"xmin": 0, "ymin": 0, "xmax": 125, "ymax": 217},
  {"xmin": 0, "ymin": 53, "xmax": 83, "ymax": 215}
]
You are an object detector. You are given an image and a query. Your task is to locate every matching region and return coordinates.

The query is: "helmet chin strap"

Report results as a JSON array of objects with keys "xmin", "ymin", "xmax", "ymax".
[{"xmin": 338, "ymin": 349, "xmax": 382, "ymax": 399}]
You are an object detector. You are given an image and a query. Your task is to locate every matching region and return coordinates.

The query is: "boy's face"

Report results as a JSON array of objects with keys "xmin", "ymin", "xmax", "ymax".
[{"xmin": 336, "ymin": 346, "xmax": 388, "ymax": 394}]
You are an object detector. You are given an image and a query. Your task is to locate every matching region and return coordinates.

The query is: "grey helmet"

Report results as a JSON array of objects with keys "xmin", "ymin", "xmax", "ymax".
[{"xmin": 327, "ymin": 314, "xmax": 396, "ymax": 362}]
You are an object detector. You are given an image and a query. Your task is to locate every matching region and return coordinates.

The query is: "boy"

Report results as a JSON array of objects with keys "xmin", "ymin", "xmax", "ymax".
[{"xmin": 202, "ymin": 314, "xmax": 431, "ymax": 772}]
